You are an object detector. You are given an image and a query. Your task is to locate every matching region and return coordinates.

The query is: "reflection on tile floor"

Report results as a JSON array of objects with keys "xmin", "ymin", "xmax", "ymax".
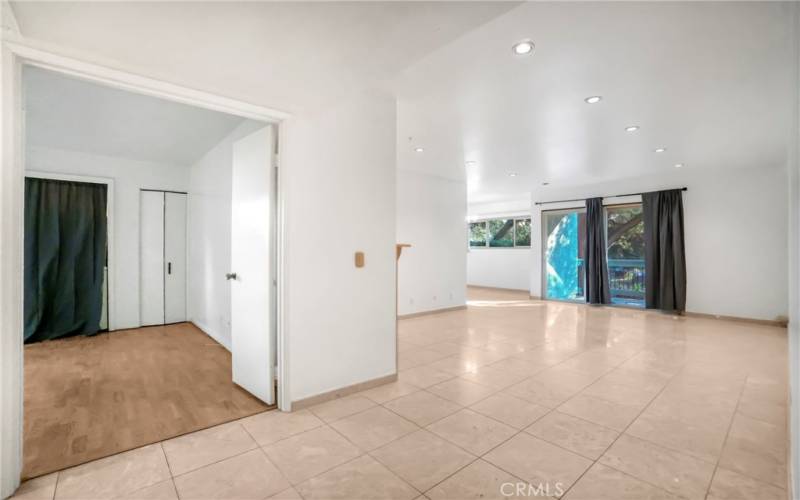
[{"xmin": 12, "ymin": 287, "xmax": 789, "ymax": 499}]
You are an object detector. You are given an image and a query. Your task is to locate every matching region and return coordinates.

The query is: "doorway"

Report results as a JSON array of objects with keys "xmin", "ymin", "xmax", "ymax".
[
  {"xmin": 15, "ymin": 63, "xmax": 284, "ymax": 479},
  {"xmin": 540, "ymin": 203, "xmax": 647, "ymax": 307},
  {"xmin": 0, "ymin": 46, "xmax": 291, "ymax": 496}
]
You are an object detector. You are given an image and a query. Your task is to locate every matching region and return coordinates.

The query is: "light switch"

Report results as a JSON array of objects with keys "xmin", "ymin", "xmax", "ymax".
[{"xmin": 355, "ymin": 251, "xmax": 365, "ymax": 268}]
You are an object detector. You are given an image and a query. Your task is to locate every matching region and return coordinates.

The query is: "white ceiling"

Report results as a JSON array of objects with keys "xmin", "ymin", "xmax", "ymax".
[
  {"xmin": 394, "ymin": 2, "xmax": 796, "ymax": 203},
  {"xmin": 24, "ymin": 66, "xmax": 247, "ymax": 165},
  {"xmin": 11, "ymin": 2, "xmax": 796, "ymax": 202},
  {"xmin": 11, "ymin": 1, "xmax": 519, "ymax": 114}
]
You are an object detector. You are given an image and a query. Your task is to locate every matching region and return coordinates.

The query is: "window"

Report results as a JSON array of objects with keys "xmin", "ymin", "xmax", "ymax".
[
  {"xmin": 606, "ymin": 204, "xmax": 645, "ymax": 307},
  {"xmin": 542, "ymin": 209, "xmax": 586, "ymax": 301},
  {"xmin": 467, "ymin": 217, "xmax": 531, "ymax": 248},
  {"xmin": 488, "ymin": 219, "xmax": 514, "ymax": 247},
  {"xmin": 514, "ymin": 218, "xmax": 531, "ymax": 246},
  {"xmin": 469, "ymin": 222, "xmax": 487, "ymax": 247}
]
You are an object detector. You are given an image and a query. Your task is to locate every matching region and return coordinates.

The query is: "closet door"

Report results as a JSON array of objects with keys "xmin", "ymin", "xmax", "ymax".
[
  {"xmin": 164, "ymin": 192, "xmax": 187, "ymax": 323},
  {"xmin": 140, "ymin": 191, "xmax": 165, "ymax": 326}
]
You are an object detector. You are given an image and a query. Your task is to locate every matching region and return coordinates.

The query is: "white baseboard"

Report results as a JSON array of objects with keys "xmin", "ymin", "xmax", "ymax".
[
  {"xmin": 291, "ymin": 373, "xmax": 398, "ymax": 409},
  {"xmin": 397, "ymin": 304, "xmax": 467, "ymax": 319},
  {"xmin": 467, "ymin": 284, "xmax": 530, "ymax": 293},
  {"xmin": 190, "ymin": 320, "xmax": 231, "ymax": 351}
]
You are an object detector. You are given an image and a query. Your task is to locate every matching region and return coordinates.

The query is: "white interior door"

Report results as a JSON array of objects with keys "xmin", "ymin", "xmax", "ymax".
[
  {"xmin": 231, "ymin": 125, "xmax": 275, "ymax": 404},
  {"xmin": 164, "ymin": 192, "xmax": 187, "ymax": 323},
  {"xmin": 140, "ymin": 190, "xmax": 165, "ymax": 326}
]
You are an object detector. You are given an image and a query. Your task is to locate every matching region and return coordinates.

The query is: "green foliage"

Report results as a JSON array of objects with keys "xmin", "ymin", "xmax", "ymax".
[
  {"xmin": 469, "ymin": 222, "xmax": 487, "ymax": 247},
  {"xmin": 469, "ymin": 217, "xmax": 531, "ymax": 248},
  {"xmin": 607, "ymin": 207, "xmax": 644, "ymax": 259},
  {"xmin": 515, "ymin": 219, "xmax": 531, "ymax": 246},
  {"xmin": 488, "ymin": 219, "xmax": 514, "ymax": 247}
]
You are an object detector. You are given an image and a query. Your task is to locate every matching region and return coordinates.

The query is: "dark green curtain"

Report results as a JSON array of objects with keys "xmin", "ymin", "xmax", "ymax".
[
  {"xmin": 585, "ymin": 197, "xmax": 611, "ymax": 304},
  {"xmin": 24, "ymin": 178, "xmax": 108, "ymax": 343},
  {"xmin": 642, "ymin": 189, "xmax": 686, "ymax": 312}
]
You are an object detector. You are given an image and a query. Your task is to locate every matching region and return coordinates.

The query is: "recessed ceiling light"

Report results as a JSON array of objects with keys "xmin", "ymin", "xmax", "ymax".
[
  {"xmin": 512, "ymin": 40, "xmax": 535, "ymax": 56},
  {"xmin": 584, "ymin": 96, "xmax": 602, "ymax": 104},
  {"xmin": 415, "ymin": 147, "xmax": 424, "ymax": 153},
  {"xmin": 654, "ymin": 147, "xmax": 666, "ymax": 153},
  {"xmin": 508, "ymin": 172, "xmax": 518, "ymax": 177},
  {"xmin": 625, "ymin": 126, "xmax": 640, "ymax": 132},
  {"xmin": 674, "ymin": 163, "xmax": 684, "ymax": 168},
  {"xmin": 465, "ymin": 161, "xmax": 477, "ymax": 167}
]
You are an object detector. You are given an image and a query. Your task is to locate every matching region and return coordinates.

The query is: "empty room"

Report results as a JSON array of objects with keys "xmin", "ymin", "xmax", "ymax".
[
  {"xmin": 17, "ymin": 66, "xmax": 280, "ymax": 479},
  {"xmin": 1, "ymin": 2, "xmax": 799, "ymax": 500}
]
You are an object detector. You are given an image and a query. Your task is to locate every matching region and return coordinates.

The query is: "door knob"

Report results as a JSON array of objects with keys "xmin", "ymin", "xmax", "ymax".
[{"xmin": 226, "ymin": 272, "xmax": 237, "ymax": 280}]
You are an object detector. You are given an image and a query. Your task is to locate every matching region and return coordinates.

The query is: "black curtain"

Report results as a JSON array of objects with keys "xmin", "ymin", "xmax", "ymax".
[
  {"xmin": 584, "ymin": 197, "xmax": 611, "ymax": 304},
  {"xmin": 24, "ymin": 178, "xmax": 108, "ymax": 343},
  {"xmin": 642, "ymin": 189, "xmax": 686, "ymax": 312}
]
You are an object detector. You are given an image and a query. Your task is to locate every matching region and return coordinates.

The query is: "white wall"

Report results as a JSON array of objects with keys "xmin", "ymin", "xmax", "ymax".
[
  {"xmin": 186, "ymin": 120, "xmax": 265, "ymax": 350},
  {"xmin": 467, "ymin": 197, "xmax": 532, "ymax": 291},
  {"xmin": 396, "ymin": 169, "xmax": 466, "ymax": 316},
  {"xmin": 25, "ymin": 146, "xmax": 190, "ymax": 329},
  {"xmin": 530, "ymin": 165, "xmax": 788, "ymax": 321},
  {"xmin": 788, "ymin": 4, "xmax": 799, "ymax": 494},
  {"xmin": 282, "ymin": 89, "xmax": 397, "ymax": 402},
  {"xmin": 467, "ymin": 249, "xmax": 531, "ymax": 291}
]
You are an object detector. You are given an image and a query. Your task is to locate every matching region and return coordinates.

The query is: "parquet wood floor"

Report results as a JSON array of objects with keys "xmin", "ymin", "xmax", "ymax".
[{"xmin": 23, "ymin": 322, "xmax": 271, "ymax": 478}]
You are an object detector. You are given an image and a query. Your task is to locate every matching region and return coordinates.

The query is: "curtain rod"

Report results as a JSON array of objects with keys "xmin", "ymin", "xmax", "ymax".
[{"xmin": 534, "ymin": 187, "xmax": 687, "ymax": 206}]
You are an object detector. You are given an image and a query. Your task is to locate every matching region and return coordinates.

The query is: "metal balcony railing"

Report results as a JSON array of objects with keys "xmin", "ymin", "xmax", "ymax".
[{"xmin": 608, "ymin": 259, "xmax": 645, "ymax": 302}]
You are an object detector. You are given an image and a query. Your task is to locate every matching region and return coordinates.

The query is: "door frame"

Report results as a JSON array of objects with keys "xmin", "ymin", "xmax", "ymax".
[
  {"xmin": 0, "ymin": 41, "xmax": 292, "ymax": 496},
  {"xmin": 540, "ymin": 206, "xmax": 587, "ymax": 303}
]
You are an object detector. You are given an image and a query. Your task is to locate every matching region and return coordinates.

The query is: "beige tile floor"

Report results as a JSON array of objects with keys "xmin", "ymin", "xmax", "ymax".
[{"xmin": 11, "ymin": 287, "xmax": 789, "ymax": 499}]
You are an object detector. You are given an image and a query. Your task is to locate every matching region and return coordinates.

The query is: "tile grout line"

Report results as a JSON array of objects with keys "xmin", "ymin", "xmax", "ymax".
[
  {"xmin": 237, "ymin": 420, "xmax": 300, "ymax": 498},
  {"xmin": 403, "ymin": 360, "xmax": 584, "ymax": 499},
  {"xmin": 380, "ymin": 389, "xmax": 464, "ymax": 427},
  {"xmin": 51, "ymin": 471, "xmax": 60, "ymax": 500},
  {"xmin": 362, "ymin": 379, "xmax": 551, "ymax": 496},
  {"xmin": 305, "ymin": 388, "xmax": 503, "ymax": 495},
  {"xmin": 263, "ymin": 427, "xmax": 366, "ymax": 492},
  {"xmin": 167, "ymin": 478, "xmax": 180, "ymax": 500},
  {"xmin": 164, "ymin": 423, "xmax": 264, "ymax": 483},
  {"xmin": 415, "ymin": 425, "xmax": 534, "ymax": 498},
  {"xmin": 558, "ymin": 359, "xmax": 688, "ymax": 500},
  {"xmin": 401, "ymin": 296, "xmax": 789, "ymax": 498},
  {"xmin": 160, "ymin": 442, "xmax": 175, "ymax": 478},
  {"xmin": 320, "ymin": 416, "xmax": 425, "ymax": 496},
  {"xmin": 157, "ymin": 442, "xmax": 181, "ymax": 500},
  {"xmin": 394, "ymin": 340, "xmax": 662, "ymax": 484},
  {"xmin": 292, "ymin": 351, "xmax": 737, "ymax": 500},
  {"xmin": 702, "ymin": 373, "xmax": 759, "ymax": 499}
]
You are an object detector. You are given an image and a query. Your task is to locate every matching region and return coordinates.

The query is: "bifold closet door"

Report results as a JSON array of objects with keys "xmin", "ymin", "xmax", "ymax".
[
  {"xmin": 140, "ymin": 191, "xmax": 165, "ymax": 326},
  {"xmin": 140, "ymin": 190, "xmax": 187, "ymax": 326},
  {"xmin": 164, "ymin": 192, "xmax": 187, "ymax": 323}
]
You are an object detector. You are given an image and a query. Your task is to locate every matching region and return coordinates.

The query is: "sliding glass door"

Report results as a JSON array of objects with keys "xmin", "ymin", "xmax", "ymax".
[
  {"xmin": 541, "ymin": 203, "xmax": 646, "ymax": 307},
  {"xmin": 542, "ymin": 209, "xmax": 586, "ymax": 301},
  {"xmin": 606, "ymin": 204, "xmax": 645, "ymax": 307}
]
